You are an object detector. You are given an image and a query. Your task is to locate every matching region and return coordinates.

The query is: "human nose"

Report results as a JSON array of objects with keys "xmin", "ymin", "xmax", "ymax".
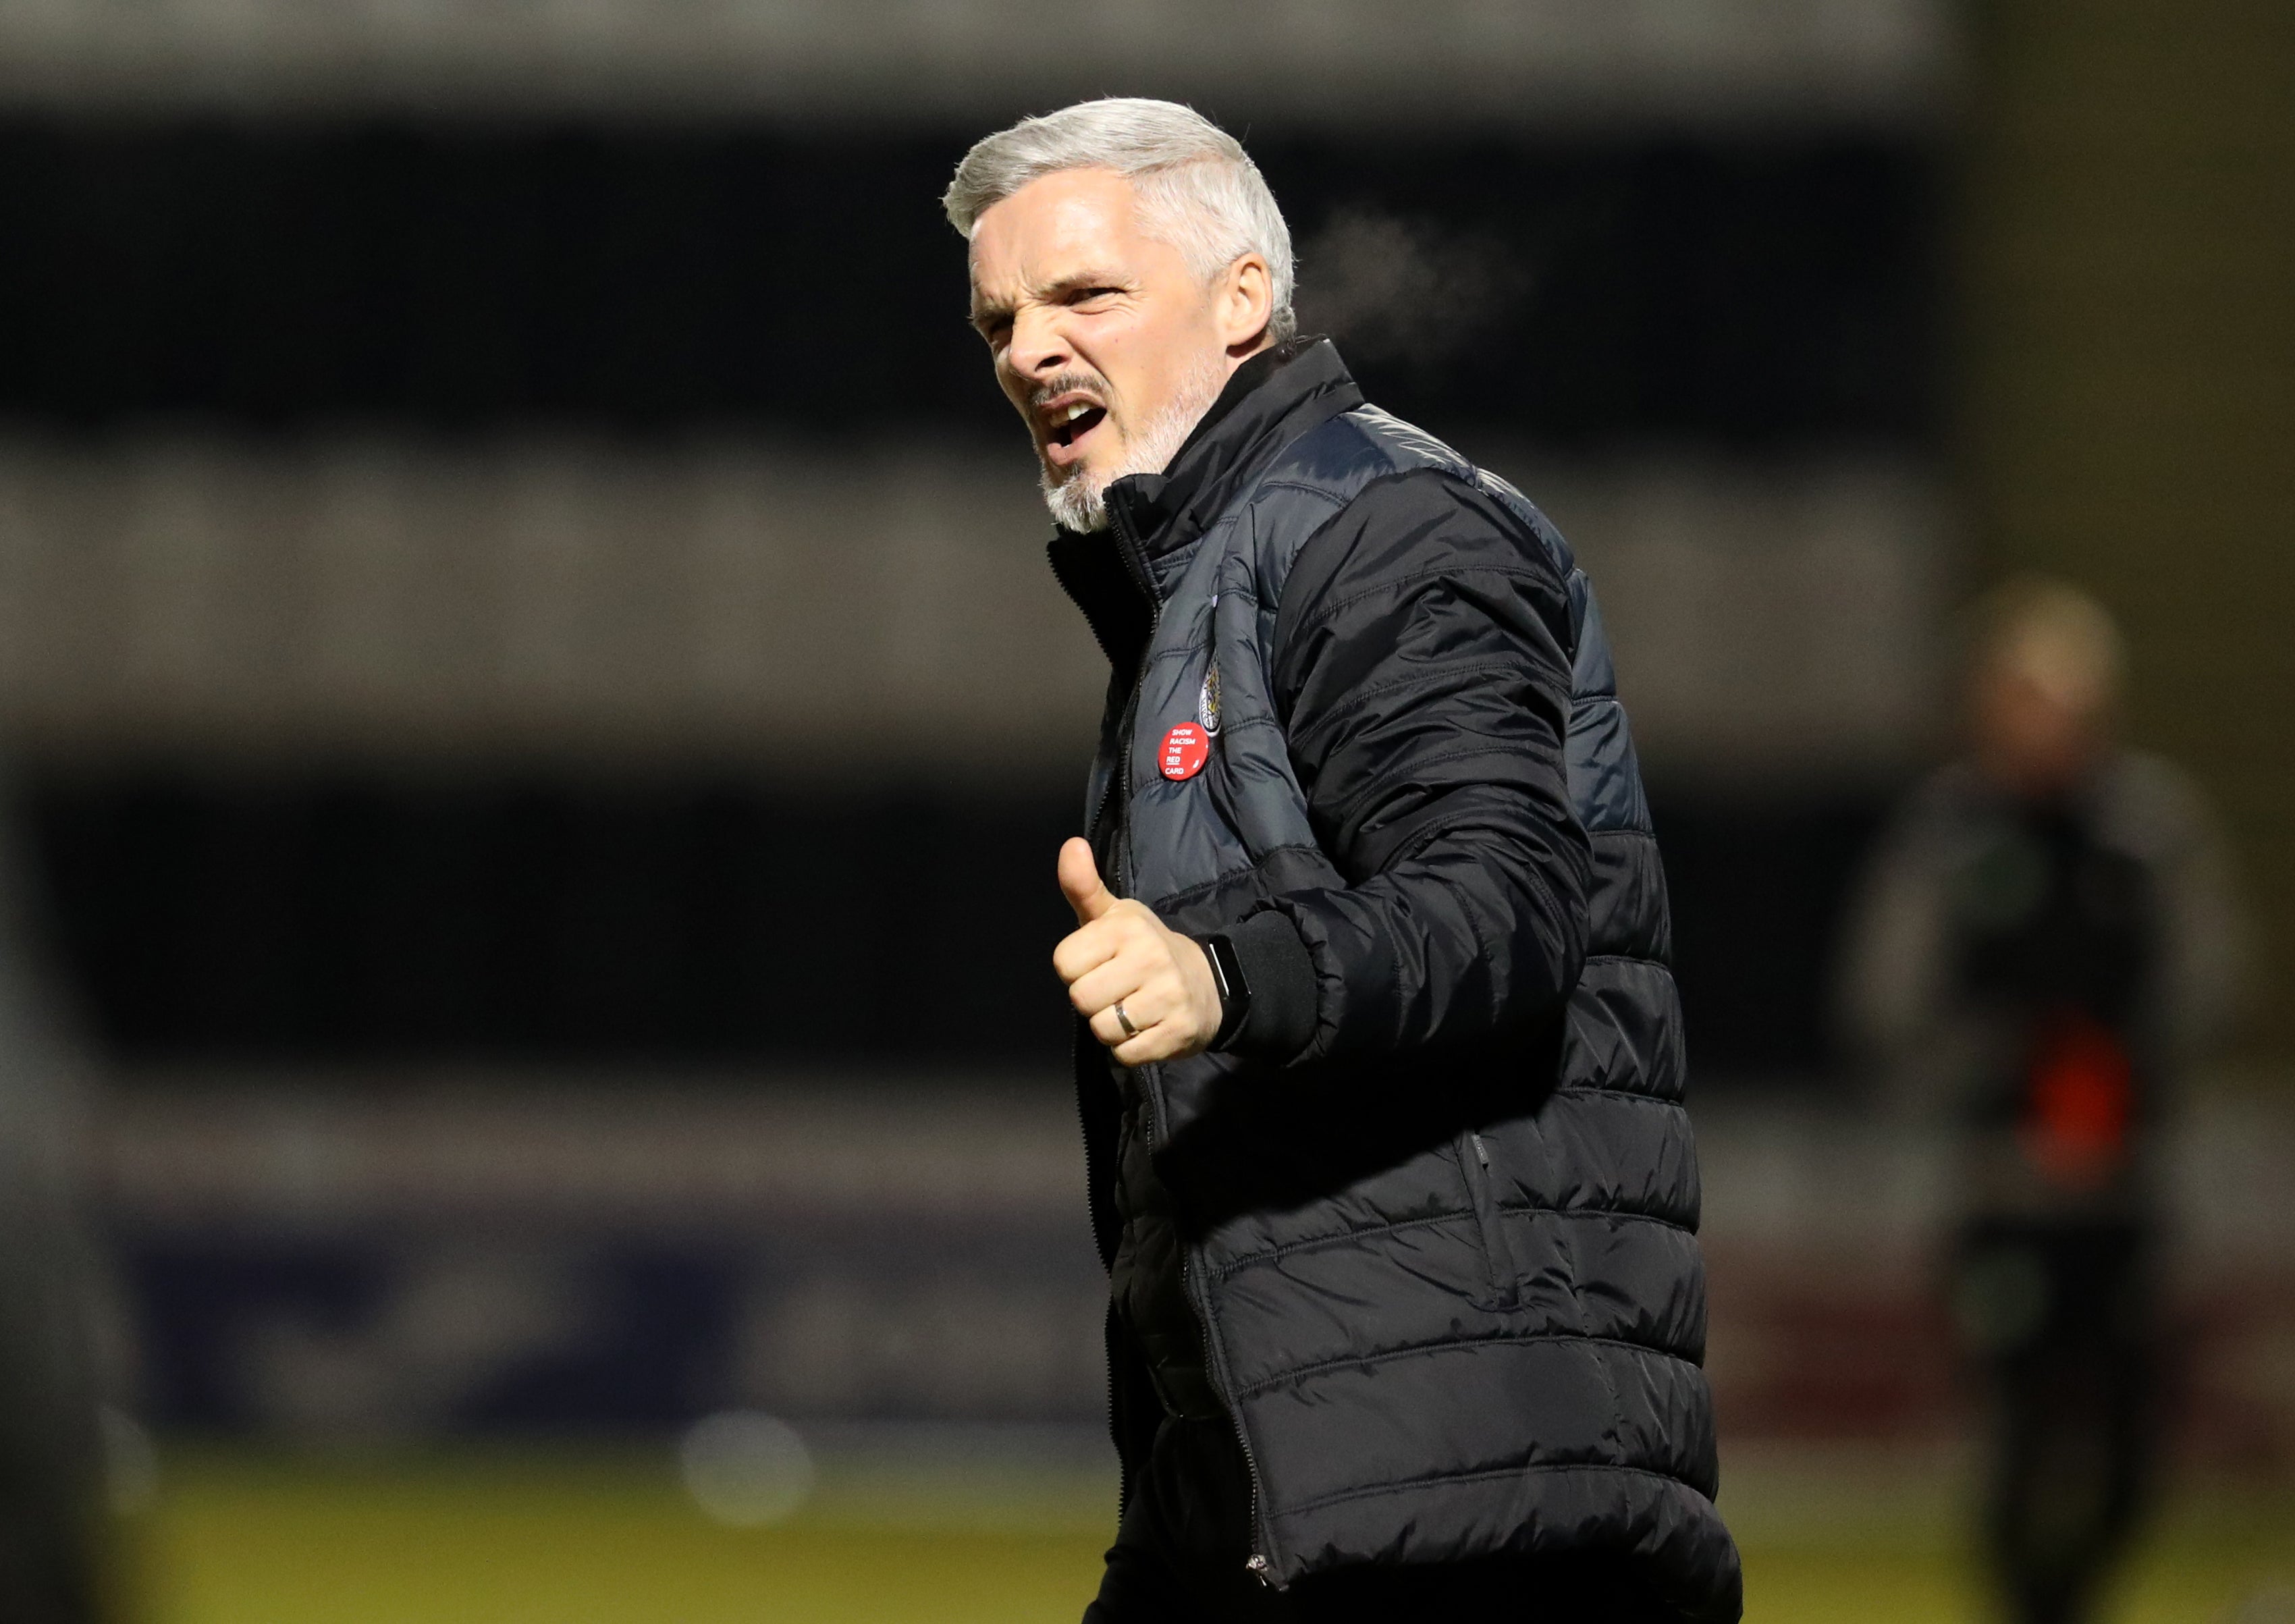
[{"xmin": 1004, "ymin": 304, "xmax": 1073, "ymax": 383}]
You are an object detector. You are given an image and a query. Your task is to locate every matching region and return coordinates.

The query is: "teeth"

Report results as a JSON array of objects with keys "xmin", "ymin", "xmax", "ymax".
[{"xmin": 1063, "ymin": 402, "xmax": 1091, "ymax": 423}]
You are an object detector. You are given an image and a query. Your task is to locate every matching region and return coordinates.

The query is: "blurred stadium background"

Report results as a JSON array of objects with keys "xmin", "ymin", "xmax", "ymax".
[{"xmin": 0, "ymin": 0, "xmax": 2288, "ymax": 1619}]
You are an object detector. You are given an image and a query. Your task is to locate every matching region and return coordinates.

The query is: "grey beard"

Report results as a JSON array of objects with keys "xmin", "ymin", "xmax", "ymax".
[{"xmin": 1041, "ymin": 352, "xmax": 1228, "ymax": 533}]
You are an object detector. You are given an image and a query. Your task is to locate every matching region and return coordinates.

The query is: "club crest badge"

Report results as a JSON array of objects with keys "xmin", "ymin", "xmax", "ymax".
[{"xmin": 1197, "ymin": 657, "xmax": 1222, "ymax": 736}]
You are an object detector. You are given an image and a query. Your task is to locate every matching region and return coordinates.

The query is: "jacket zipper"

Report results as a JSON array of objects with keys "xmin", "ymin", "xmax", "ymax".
[
  {"xmin": 1105, "ymin": 495, "xmax": 1278, "ymax": 1585},
  {"xmin": 1202, "ymin": 1247, "xmax": 1276, "ymax": 1586},
  {"xmin": 1098, "ymin": 497, "xmax": 1160, "ymax": 886},
  {"xmin": 1063, "ymin": 502, "xmax": 1164, "ymax": 1519},
  {"xmin": 1100, "ymin": 495, "xmax": 1162, "ymax": 1524},
  {"xmin": 1081, "ymin": 1068, "xmax": 1123, "ymax": 1519}
]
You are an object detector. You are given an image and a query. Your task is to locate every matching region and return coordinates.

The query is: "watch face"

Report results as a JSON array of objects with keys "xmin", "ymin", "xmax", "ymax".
[{"xmin": 1209, "ymin": 936, "xmax": 1247, "ymax": 1004}]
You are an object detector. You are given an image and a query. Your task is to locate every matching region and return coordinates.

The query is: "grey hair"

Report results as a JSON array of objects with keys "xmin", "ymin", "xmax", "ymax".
[{"xmin": 943, "ymin": 98, "xmax": 1297, "ymax": 344}]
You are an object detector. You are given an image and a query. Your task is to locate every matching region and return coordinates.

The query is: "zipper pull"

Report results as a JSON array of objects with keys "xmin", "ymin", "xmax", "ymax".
[
  {"xmin": 1245, "ymin": 1554, "xmax": 1274, "ymax": 1587},
  {"xmin": 1470, "ymin": 1131, "xmax": 1490, "ymax": 1168}
]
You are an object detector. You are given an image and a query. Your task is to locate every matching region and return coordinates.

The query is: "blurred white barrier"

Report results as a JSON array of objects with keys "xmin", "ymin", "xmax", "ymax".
[
  {"xmin": 0, "ymin": 437, "xmax": 1942, "ymax": 784},
  {"xmin": 0, "ymin": 0, "xmax": 1954, "ymax": 125}
]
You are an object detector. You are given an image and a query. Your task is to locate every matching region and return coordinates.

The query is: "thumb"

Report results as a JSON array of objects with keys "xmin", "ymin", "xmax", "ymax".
[{"xmin": 1058, "ymin": 836, "xmax": 1117, "ymax": 924}]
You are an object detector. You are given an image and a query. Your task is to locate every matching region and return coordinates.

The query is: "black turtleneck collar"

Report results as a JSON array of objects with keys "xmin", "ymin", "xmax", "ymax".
[{"xmin": 1046, "ymin": 338, "xmax": 1362, "ymax": 673}]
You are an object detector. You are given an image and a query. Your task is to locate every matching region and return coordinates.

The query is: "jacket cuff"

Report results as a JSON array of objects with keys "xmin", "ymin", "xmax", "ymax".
[{"xmin": 1218, "ymin": 909, "xmax": 1319, "ymax": 1062}]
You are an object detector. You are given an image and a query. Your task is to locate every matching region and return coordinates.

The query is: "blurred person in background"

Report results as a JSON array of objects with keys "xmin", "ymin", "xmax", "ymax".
[
  {"xmin": 1840, "ymin": 577, "xmax": 2246, "ymax": 1624},
  {"xmin": 948, "ymin": 99, "xmax": 1737, "ymax": 1623}
]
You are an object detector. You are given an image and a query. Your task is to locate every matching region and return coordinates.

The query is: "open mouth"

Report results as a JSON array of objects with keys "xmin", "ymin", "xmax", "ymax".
[{"xmin": 1043, "ymin": 398, "xmax": 1109, "ymax": 454}]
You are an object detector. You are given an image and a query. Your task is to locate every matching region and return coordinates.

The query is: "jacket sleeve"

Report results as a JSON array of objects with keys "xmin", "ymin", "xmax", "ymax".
[{"xmin": 1217, "ymin": 468, "xmax": 1591, "ymax": 1066}]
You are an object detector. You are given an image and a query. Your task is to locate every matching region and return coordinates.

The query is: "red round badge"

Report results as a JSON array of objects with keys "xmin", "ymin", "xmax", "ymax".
[{"xmin": 1158, "ymin": 723, "xmax": 1210, "ymax": 781}]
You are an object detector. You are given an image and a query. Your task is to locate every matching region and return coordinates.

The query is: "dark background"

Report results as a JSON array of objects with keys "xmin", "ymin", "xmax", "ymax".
[
  {"xmin": 28, "ymin": 772, "xmax": 1886, "ymax": 1071},
  {"xmin": 4, "ymin": 121, "xmax": 1933, "ymax": 441},
  {"xmin": 11, "ymin": 117, "xmax": 1936, "ymax": 1079}
]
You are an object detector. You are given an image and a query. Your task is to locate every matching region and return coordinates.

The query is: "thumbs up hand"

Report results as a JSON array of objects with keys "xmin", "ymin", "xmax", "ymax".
[
  {"xmin": 1057, "ymin": 837, "xmax": 1119, "ymax": 925},
  {"xmin": 1052, "ymin": 837, "xmax": 1224, "ymax": 1065}
]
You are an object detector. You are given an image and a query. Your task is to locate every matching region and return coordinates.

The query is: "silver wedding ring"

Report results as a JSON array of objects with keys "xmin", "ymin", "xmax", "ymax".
[{"xmin": 1113, "ymin": 1002, "xmax": 1141, "ymax": 1039}]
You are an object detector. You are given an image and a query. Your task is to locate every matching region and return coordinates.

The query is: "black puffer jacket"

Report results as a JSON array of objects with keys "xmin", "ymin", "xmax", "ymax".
[{"xmin": 1051, "ymin": 341, "xmax": 1738, "ymax": 1621}]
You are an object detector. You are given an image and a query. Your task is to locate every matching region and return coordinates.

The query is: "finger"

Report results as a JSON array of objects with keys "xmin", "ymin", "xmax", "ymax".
[
  {"xmin": 1082, "ymin": 979, "xmax": 1173, "ymax": 1039},
  {"xmin": 1052, "ymin": 902, "xmax": 1157, "ymax": 987},
  {"xmin": 1057, "ymin": 837, "xmax": 1118, "ymax": 925},
  {"xmin": 1052, "ymin": 920, "xmax": 1124, "ymax": 987},
  {"xmin": 1067, "ymin": 951, "xmax": 1160, "ymax": 1019},
  {"xmin": 1086, "ymin": 1002, "xmax": 1132, "ymax": 1049},
  {"xmin": 1111, "ymin": 1017, "xmax": 1195, "ymax": 1067},
  {"xmin": 1090, "ymin": 997, "xmax": 1174, "ymax": 1056}
]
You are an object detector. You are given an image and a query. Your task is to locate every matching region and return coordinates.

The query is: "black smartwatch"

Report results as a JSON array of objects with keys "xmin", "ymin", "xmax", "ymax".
[{"xmin": 1200, "ymin": 931, "xmax": 1253, "ymax": 1048}]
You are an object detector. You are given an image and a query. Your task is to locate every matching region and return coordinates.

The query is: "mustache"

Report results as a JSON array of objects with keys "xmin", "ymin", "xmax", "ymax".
[{"xmin": 1028, "ymin": 372, "xmax": 1112, "ymax": 412}]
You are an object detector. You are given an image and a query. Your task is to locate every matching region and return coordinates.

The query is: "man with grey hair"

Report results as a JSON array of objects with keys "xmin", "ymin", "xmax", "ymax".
[{"xmin": 949, "ymin": 99, "xmax": 1738, "ymax": 1621}]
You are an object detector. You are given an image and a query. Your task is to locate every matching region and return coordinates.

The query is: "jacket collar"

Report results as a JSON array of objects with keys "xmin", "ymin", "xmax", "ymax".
[
  {"xmin": 1046, "ymin": 338, "xmax": 1361, "ymax": 674},
  {"xmin": 1100, "ymin": 337, "xmax": 1362, "ymax": 563}
]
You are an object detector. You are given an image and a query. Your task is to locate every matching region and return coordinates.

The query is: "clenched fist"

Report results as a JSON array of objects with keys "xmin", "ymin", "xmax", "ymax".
[{"xmin": 1053, "ymin": 837, "xmax": 1223, "ymax": 1065}]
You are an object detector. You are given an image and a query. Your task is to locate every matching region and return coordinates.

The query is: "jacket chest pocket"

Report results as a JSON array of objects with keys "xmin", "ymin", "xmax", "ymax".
[{"xmin": 1455, "ymin": 1131, "xmax": 1522, "ymax": 1311}]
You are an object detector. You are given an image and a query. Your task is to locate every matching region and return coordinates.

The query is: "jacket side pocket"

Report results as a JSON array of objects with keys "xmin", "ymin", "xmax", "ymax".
[{"xmin": 1455, "ymin": 1130, "xmax": 1521, "ymax": 1310}]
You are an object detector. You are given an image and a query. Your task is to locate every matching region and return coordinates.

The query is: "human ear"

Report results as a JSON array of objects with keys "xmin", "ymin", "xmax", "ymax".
[{"xmin": 1218, "ymin": 254, "xmax": 1274, "ymax": 352}]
